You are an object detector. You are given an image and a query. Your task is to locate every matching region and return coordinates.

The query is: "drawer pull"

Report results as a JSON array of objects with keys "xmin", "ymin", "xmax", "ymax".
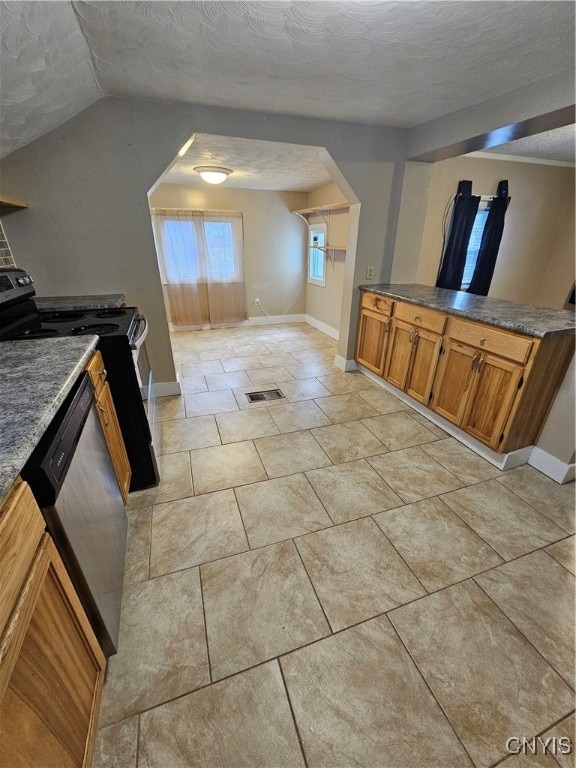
[
  {"xmin": 479, "ymin": 337, "xmax": 486, "ymax": 345},
  {"xmin": 99, "ymin": 369, "xmax": 107, "ymax": 380},
  {"xmin": 98, "ymin": 404, "xmax": 110, "ymax": 427},
  {"xmin": 413, "ymin": 314, "xmax": 420, "ymax": 321}
]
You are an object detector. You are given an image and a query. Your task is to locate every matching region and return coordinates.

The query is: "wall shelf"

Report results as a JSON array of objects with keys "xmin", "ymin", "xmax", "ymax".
[
  {"xmin": 292, "ymin": 202, "xmax": 349, "ymax": 216},
  {"xmin": 0, "ymin": 195, "xmax": 28, "ymax": 216},
  {"xmin": 310, "ymin": 244, "xmax": 346, "ymax": 252}
]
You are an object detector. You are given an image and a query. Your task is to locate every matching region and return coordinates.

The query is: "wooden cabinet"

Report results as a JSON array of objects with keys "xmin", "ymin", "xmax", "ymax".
[
  {"xmin": 430, "ymin": 339, "xmax": 523, "ymax": 449},
  {"xmin": 355, "ymin": 292, "xmax": 393, "ymax": 375},
  {"xmin": 0, "ymin": 478, "xmax": 105, "ymax": 767},
  {"xmin": 86, "ymin": 350, "xmax": 131, "ymax": 502},
  {"xmin": 355, "ymin": 291, "xmax": 575, "ymax": 454},
  {"xmin": 384, "ymin": 302, "xmax": 445, "ymax": 405}
]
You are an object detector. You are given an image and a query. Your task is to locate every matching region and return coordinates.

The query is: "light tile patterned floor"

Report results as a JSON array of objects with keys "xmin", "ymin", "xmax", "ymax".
[{"xmin": 95, "ymin": 322, "xmax": 575, "ymax": 768}]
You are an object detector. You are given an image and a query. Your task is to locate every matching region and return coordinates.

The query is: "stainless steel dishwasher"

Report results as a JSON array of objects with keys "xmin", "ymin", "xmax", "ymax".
[{"xmin": 22, "ymin": 372, "xmax": 127, "ymax": 657}]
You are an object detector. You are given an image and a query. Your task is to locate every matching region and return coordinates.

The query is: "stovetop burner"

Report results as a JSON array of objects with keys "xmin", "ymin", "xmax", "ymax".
[
  {"xmin": 41, "ymin": 312, "xmax": 87, "ymax": 323},
  {"xmin": 94, "ymin": 309, "xmax": 127, "ymax": 319},
  {"xmin": 71, "ymin": 323, "xmax": 121, "ymax": 336}
]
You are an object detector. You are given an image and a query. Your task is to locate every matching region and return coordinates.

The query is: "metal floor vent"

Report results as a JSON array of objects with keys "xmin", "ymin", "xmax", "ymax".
[{"xmin": 246, "ymin": 389, "xmax": 285, "ymax": 403}]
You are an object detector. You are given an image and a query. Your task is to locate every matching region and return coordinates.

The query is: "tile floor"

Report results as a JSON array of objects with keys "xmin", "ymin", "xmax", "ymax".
[{"xmin": 94, "ymin": 322, "xmax": 575, "ymax": 768}]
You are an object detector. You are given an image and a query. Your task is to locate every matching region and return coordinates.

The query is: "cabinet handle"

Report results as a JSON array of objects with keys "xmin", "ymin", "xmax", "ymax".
[
  {"xmin": 98, "ymin": 404, "xmax": 110, "ymax": 427},
  {"xmin": 478, "ymin": 356, "xmax": 485, "ymax": 371},
  {"xmin": 384, "ymin": 319, "xmax": 391, "ymax": 332},
  {"xmin": 409, "ymin": 330, "xmax": 414, "ymax": 344},
  {"xmin": 99, "ymin": 369, "xmax": 107, "ymax": 380},
  {"xmin": 479, "ymin": 337, "xmax": 486, "ymax": 345},
  {"xmin": 412, "ymin": 330, "xmax": 419, "ymax": 345},
  {"xmin": 471, "ymin": 354, "xmax": 479, "ymax": 370}
]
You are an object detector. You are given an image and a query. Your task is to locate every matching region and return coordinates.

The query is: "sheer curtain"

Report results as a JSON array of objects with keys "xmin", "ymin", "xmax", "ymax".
[{"xmin": 151, "ymin": 209, "xmax": 247, "ymax": 327}]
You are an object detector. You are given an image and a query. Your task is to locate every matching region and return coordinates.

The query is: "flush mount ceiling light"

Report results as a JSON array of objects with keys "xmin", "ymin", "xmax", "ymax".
[{"xmin": 193, "ymin": 166, "xmax": 233, "ymax": 184}]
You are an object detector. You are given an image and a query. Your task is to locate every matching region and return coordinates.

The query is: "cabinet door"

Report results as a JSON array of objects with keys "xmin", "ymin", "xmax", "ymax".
[
  {"xmin": 384, "ymin": 319, "xmax": 414, "ymax": 390},
  {"xmin": 0, "ymin": 535, "xmax": 106, "ymax": 768},
  {"xmin": 462, "ymin": 353, "xmax": 523, "ymax": 449},
  {"xmin": 430, "ymin": 340, "xmax": 477, "ymax": 425},
  {"xmin": 405, "ymin": 328, "xmax": 443, "ymax": 405},
  {"xmin": 96, "ymin": 381, "xmax": 131, "ymax": 503},
  {"xmin": 355, "ymin": 308, "xmax": 391, "ymax": 375}
]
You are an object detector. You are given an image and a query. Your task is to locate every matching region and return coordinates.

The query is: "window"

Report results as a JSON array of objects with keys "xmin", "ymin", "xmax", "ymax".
[
  {"xmin": 460, "ymin": 200, "xmax": 490, "ymax": 291},
  {"xmin": 153, "ymin": 211, "xmax": 243, "ymax": 284},
  {"xmin": 308, "ymin": 223, "xmax": 327, "ymax": 287}
]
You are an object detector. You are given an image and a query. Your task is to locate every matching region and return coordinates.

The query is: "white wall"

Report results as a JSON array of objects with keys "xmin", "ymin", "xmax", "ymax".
[
  {"xmin": 304, "ymin": 182, "xmax": 350, "ymax": 335},
  {"xmin": 149, "ymin": 184, "xmax": 308, "ymax": 318},
  {"xmin": 393, "ymin": 155, "xmax": 575, "ymax": 309},
  {"xmin": 0, "ymin": 97, "xmax": 406, "ymax": 380}
]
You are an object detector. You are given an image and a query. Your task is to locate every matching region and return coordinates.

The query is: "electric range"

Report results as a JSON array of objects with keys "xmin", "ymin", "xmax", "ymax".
[{"xmin": 0, "ymin": 268, "xmax": 159, "ymax": 491}]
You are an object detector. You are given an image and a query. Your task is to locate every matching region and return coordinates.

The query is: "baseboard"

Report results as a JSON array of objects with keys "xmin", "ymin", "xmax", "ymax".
[
  {"xmin": 356, "ymin": 363, "xmax": 535, "ymax": 473},
  {"xmin": 154, "ymin": 381, "xmax": 182, "ymax": 397},
  {"xmin": 528, "ymin": 447, "xmax": 575, "ymax": 484},
  {"xmin": 334, "ymin": 355, "xmax": 358, "ymax": 372},
  {"xmin": 246, "ymin": 314, "xmax": 307, "ymax": 325},
  {"xmin": 304, "ymin": 315, "xmax": 340, "ymax": 340}
]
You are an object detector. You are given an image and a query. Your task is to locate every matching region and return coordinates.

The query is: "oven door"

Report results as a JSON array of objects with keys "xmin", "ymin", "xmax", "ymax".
[{"xmin": 131, "ymin": 315, "xmax": 159, "ymax": 451}]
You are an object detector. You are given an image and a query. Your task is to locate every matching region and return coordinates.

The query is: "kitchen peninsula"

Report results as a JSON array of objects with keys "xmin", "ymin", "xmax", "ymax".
[
  {"xmin": 356, "ymin": 284, "xmax": 574, "ymax": 458},
  {"xmin": 0, "ymin": 336, "xmax": 118, "ymax": 766}
]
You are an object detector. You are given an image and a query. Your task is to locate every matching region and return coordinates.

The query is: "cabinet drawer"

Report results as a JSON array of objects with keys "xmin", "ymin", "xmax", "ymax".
[
  {"xmin": 0, "ymin": 478, "xmax": 45, "ymax": 637},
  {"xmin": 394, "ymin": 301, "xmax": 446, "ymax": 335},
  {"xmin": 361, "ymin": 292, "xmax": 393, "ymax": 316},
  {"xmin": 85, "ymin": 349, "xmax": 107, "ymax": 396},
  {"xmin": 446, "ymin": 318, "xmax": 533, "ymax": 364}
]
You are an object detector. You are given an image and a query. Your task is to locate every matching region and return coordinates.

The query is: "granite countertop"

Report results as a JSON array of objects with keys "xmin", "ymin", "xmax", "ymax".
[
  {"xmin": 360, "ymin": 284, "xmax": 575, "ymax": 339},
  {"xmin": 0, "ymin": 336, "xmax": 98, "ymax": 501},
  {"xmin": 35, "ymin": 294, "xmax": 126, "ymax": 312}
]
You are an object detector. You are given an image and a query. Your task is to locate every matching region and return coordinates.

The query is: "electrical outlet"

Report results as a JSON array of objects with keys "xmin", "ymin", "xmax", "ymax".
[
  {"xmin": 255, "ymin": 298, "xmax": 260, "ymax": 306},
  {"xmin": 366, "ymin": 266, "xmax": 375, "ymax": 280}
]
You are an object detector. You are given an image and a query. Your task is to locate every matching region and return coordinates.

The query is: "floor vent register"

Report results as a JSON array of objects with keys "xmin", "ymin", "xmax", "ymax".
[{"xmin": 246, "ymin": 389, "xmax": 285, "ymax": 403}]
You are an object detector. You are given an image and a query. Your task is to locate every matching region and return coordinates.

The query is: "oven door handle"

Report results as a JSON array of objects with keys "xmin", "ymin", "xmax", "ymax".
[{"xmin": 130, "ymin": 314, "xmax": 148, "ymax": 351}]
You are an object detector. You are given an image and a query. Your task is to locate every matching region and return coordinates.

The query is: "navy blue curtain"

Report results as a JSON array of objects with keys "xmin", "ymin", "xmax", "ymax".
[
  {"xmin": 436, "ymin": 180, "xmax": 480, "ymax": 291},
  {"xmin": 467, "ymin": 180, "xmax": 510, "ymax": 296}
]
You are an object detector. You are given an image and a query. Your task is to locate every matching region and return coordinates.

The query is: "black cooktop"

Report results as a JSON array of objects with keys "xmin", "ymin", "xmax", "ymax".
[{"xmin": 2, "ymin": 307, "xmax": 139, "ymax": 343}]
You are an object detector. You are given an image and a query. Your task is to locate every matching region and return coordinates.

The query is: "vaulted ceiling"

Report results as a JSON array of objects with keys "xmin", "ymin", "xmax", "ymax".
[{"xmin": 1, "ymin": 1, "xmax": 574, "ymax": 182}]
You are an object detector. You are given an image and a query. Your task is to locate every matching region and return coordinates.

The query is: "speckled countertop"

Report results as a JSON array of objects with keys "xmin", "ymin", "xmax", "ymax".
[
  {"xmin": 0, "ymin": 336, "xmax": 98, "ymax": 501},
  {"xmin": 360, "ymin": 284, "xmax": 575, "ymax": 338},
  {"xmin": 35, "ymin": 294, "xmax": 126, "ymax": 312}
]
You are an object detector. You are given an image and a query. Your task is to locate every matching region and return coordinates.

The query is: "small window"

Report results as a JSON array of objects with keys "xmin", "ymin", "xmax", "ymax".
[
  {"xmin": 460, "ymin": 201, "xmax": 490, "ymax": 290},
  {"xmin": 308, "ymin": 223, "xmax": 326, "ymax": 287}
]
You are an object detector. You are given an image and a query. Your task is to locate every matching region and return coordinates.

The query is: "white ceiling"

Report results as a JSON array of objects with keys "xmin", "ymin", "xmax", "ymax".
[
  {"xmin": 475, "ymin": 125, "xmax": 576, "ymax": 165},
  {"xmin": 1, "ymin": 0, "xmax": 574, "ymax": 163},
  {"xmin": 164, "ymin": 133, "xmax": 333, "ymax": 191}
]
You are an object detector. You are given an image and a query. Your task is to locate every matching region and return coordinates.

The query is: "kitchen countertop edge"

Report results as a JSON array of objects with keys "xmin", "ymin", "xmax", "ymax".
[
  {"xmin": 0, "ymin": 336, "xmax": 98, "ymax": 501},
  {"xmin": 359, "ymin": 284, "xmax": 575, "ymax": 338}
]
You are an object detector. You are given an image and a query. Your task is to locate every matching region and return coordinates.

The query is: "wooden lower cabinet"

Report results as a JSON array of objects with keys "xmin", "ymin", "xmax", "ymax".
[
  {"xmin": 0, "ymin": 479, "xmax": 106, "ymax": 768},
  {"xmin": 355, "ymin": 307, "xmax": 391, "ymax": 375},
  {"xmin": 385, "ymin": 319, "xmax": 443, "ymax": 405},
  {"xmin": 430, "ymin": 340, "xmax": 523, "ymax": 449},
  {"xmin": 86, "ymin": 350, "xmax": 131, "ymax": 503},
  {"xmin": 96, "ymin": 381, "xmax": 131, "ymax": 502},
  {"xmin": 355, "ymin": 291, "xmax": 574, "ymax": 454}
]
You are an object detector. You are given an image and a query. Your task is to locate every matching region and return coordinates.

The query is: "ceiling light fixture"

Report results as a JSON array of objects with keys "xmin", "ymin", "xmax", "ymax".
[{"xmin": 193, "ymin": 166, "xmax": 233, "ymax": 185}]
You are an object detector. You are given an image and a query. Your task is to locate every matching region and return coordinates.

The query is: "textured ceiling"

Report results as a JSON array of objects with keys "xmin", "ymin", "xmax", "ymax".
[
  {"xmin": 477, "ymin": 125, "xmax": 575, "ymax": 164},
  {"xmin": 163, "ymin": 134, "xmax": 333, "ymax": 191},
  {"xmin": 1, "ymin": 1, "xmax": 574, "ymax": 161}
]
